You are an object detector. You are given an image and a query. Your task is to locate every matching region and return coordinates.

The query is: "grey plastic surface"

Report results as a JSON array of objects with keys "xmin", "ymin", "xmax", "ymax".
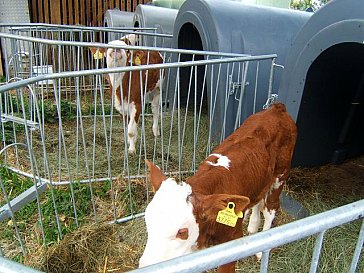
[
  {"xmin": 279, "ymin": 0, "xmax": 364, "ymax": 120},
  {"xmin": 133, "ymin": 4, "xmax": 178, "ymax": 47},
  {"xmin": 279, "ymin": 0, "xmax": 364, "ymax": 166},
  {"xmin": 104, "ymin": 9, "xmax": 135, "ymax": 41},
  {"xmin": 172, "ymin": 0, "xmax": 311, "ymax": 139}
]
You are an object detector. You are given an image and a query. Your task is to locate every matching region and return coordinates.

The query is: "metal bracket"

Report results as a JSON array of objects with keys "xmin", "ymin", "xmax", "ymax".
[
  {"xmin": 263, "ymin": 94, "xmax": 278, "ymax": 109},
  {"xmin": 228, "ymin": 75, "xmax": 241, "ymax": 95},
  {"xmin": 228, "ymin": 75, "xmax": 249, "ymax": 98},
  {"xmin": 1, "ymin": 114, "xmax": 39, "ymax": 131}
]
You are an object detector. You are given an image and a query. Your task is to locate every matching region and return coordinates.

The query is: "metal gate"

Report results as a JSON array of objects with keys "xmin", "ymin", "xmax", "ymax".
[{"xmin": 0, "ymin": 24, "xmax": 277, "ymax": 267}]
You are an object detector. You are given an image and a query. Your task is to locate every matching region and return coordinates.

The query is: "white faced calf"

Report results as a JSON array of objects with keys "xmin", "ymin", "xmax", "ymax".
[
  {"xmin": 90, "ymin": 38, "xmax": 163, "ymax": 154},
  {"xmin": 140, "ymin": 103, "xmax": 297, "ymax": 273}
]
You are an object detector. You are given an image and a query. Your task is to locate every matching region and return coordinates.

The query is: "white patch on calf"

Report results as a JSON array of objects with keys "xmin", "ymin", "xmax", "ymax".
[
  {"xmin": 206, "ymin": 153, "xmax": 231, "ymax": 170},
  {"xmin": 247, "ymin": 202, "xmax": 261, "ymax": 234},
  {"xmin": 106, "ymin": 40, "xmax": 128, "ymax": 90},
  {"xmin": 127, "ymin": 102, "xmax": 138, "ymax": 154},
  {"xmin": 272, "ymin": 176, "xmax": 284, "ymax": 190},
  {"xmin": 151, "ymin": 93, "xmax": 160, "ymax": 137},
  {"xmin": 114, "ymin": 92, "xmax": 123, "ymax": 114},
  {"xmin": 262, "ymin": 208, "xmax": 276, "ymax": 231},
  {"xmin": 139, "ymin": 179, "xmax": 199, "ymax": 268}
]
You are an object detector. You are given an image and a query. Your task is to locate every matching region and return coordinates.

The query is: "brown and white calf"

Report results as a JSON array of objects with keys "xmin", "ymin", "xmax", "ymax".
[
  {"xmin": 139, "ymin": 103, "xmax": 297, "ymax": 273},
  {"xmin": 90, "ymin": 37, "xmax": 163, "ymax": 154}
]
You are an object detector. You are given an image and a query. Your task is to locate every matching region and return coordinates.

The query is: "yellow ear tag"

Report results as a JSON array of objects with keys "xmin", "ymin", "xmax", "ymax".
[
  {"xmin": 216, "ymin": 202, "xmax": 243, "ymax": 227},
  {"xmin": 134, "ymin": 56, "xmax": 141, "ymax": 65},
  {"xmin": 93, "ymin": 50, "xmax": 104, "ymax": 60}
]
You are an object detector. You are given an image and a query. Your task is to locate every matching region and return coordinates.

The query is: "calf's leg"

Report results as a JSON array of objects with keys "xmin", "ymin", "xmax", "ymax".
[
  {"xmin": 247, "ymin": 202, "xmax": 261, "ymax": 234},
  {"xmin": 127, "ymin": 103, "xmax": 138, "ymax": 154},
  {"xmin": 151, "ymin": 92, "xmax": 160, "ymax": 137}
]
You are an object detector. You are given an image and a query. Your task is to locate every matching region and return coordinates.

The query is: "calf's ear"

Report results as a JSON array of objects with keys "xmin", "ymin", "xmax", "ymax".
[
  {"xmin": 145, "ymin": 160, "xmax": 167, "ymax": 191},
  {"xmin": 89, "ymin": 47, "xmax": 106, "ymax": 58},
  {"xmin": 194, "ymin": 194, "xmax": 250, "ymax": 220}
]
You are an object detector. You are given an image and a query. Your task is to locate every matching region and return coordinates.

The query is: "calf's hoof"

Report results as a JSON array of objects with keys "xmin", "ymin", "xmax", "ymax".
[
  {"xmin": 128, "ymin": 147, "xmax": 136, "ymax": 155},
  {"xmin": 152, "ymin": 128, "xmax": 160, "ymax": 137}
]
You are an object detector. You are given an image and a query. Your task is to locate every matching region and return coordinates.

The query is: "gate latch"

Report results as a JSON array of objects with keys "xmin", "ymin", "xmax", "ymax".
[{"xmin": 229, "ymin": 75, "xmax": 248, "ymax": 95}]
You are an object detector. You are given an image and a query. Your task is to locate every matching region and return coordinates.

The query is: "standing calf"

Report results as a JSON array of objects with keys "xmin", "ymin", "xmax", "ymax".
[
  {"xmin": 90, "ymin": 37, "xmax": 163, "ymax": 154},
  {"xmin": 139, "ymin": 103, "xmax": 297, "ymax": 273}
]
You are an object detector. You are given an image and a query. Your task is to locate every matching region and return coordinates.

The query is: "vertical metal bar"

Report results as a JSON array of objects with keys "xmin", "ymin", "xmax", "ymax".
[
  {"xmin": 18, "ymin": 89, "xmax": 46, "ymax": 245},
  {"xmin": 158, "ymin": 52, "xmax": 167, "ymax": 173},
  {"xmin": 220, "ymin": 62, "xmax": 232, "ymax": 143},
  {"xmin": 181, "ymin": 54, "xmax": 195, "ymax": 164},
  {"xmin": 75, "ymin": 44, "xmax": 97, "ymax": 222},
  {"xmin": 0, "ymin": 168, "xmax": 27, "ymax": 256},
  {"xmin": 193, "ymin": 55, "xmax": 208, "ymax": 173},
  {"xmin": 206, "ymin": 64, "xmax": 215, "ymax": 155},
  {"xmin": 234, "ymin": 61, "xmax": 249, "ymax": 130},
  {"xmin": 213, "ymin": 62, "xmax": 223, "ymax": 144},
  {"xmin": 52, "ymin": 54, "xmax": 79, "ymax": 227},
  {"xmin": 253, "ymin": 61, "xmax": 260, "ymax": 113},
  {"xmin": 8, "ymin": 85, "xmax": 20, "ymax": 169},
  {"xmin": 267, "ymin": 58, "xmax": 276, "ymax": 99},
  {"xmin": 349, "ymin": 219, "xmax": 364, "ymax": 273},
  {"xmin": 32, "ymin": 84, "xmax": 63, "ymax": 239},
  {"xmin": 309, "ymin": 231, "xmax": 325, "ymax": 273},
  {"xmin": 233, "ymin": 62, "xmax": 242, "ymax": 128},
  {"xmin": 177, "ymin": 64, "xmax": 181, "ymax": 181},
  {"xmin": 123, "ymin": 51, "xmax": 136, "ymax": 216},
  {"xmin": 166, "ymin": 54, "xmax": 181, "ymax": 173},
  {"xmin": 259, "ymin": 249, "xmax": 271, "ymax": 273},
  {"xmin": 192, "ymin": 62, "xmax": 198, "ymax": 173},
  {"xmin": 98, "ymin": 74, "xmax": 117, "ymax": 221},
  {"xmin": 91, "ymin": 79, "xmax": 98, "ymax": 179}
]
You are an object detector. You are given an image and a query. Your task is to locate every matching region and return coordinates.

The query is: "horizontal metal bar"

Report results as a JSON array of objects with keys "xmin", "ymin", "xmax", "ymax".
[
  {"xmin": 0, "ymin": 182, "xmax": 48, "ymax": 222},
  {"xmin": 4, "ymin": 167, "xmax": 306, "ymax": 223},
  {"xmin": 1, "ymin": 114, "xmax": 39, "ymax": 130},
  {"xmin": 129, "ymin": 199, "xmax": 364, "ymax": 273},
  {"xmin": 110, "ymin": 212, "xmax": 145, "ymax": 224},
  {"xmin": 0, "ymin": 256, "xmax": 44, "ymax": 273},
  {"xmin": 6, "ymin": 165, "xmax": 192, "ymax": 186},
  {"xmin": 0, "ymin": 23, "xmax": 157, "ymax": 32},
  {"xmin": 0, "ymin": 31, "xmax": 267, "ymax": 58},
  {"xmin": 0, "ymin": 54, "xmax": 276, "ymax": 94}
]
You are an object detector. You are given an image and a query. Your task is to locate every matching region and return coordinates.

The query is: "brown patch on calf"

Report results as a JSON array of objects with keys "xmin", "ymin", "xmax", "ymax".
[
  {"xmin": 119, "ymin": 50, "xmax": 163, "ymax": 123},
  {"xmin": 187, "ymin": 103, "xmax": 297, "ymax": 272},
  {"xmin": 89, "ymin": 47, "xmax": 107, "ymax": 57},
  {"xmin": 145, "ymin": 159, "xmax": 166, "ymax": 191}
]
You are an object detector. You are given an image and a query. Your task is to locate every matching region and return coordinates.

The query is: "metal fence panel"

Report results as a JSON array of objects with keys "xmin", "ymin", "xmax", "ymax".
[{"xmin": 0, "ymin": 26, "xmax": 276, "ymax": 263}]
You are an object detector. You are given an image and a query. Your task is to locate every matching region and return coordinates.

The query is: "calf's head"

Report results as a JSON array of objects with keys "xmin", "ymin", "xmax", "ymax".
[
  {"xmin": 139, "ymin": 160, "xmax": 250, "ymax": 268},
  {"xmin": 90, "ymin": 39, "xmax": 128, "ymax": 69}
]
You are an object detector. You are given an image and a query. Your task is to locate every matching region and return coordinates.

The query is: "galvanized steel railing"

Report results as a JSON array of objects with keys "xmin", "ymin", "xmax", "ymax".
[
  {"xmin": 130, "ymin": 199, "xmax": 364, "ymax": 273},
  {"xmin": 0, "ymin": 199, "xmax": 363, "ymax": 273}
]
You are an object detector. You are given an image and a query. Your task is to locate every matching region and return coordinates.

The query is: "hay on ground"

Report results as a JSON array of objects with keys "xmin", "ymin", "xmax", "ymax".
[{"xmin": 39, "ymin": 221, "xmax": 146, "ymax": 273}]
